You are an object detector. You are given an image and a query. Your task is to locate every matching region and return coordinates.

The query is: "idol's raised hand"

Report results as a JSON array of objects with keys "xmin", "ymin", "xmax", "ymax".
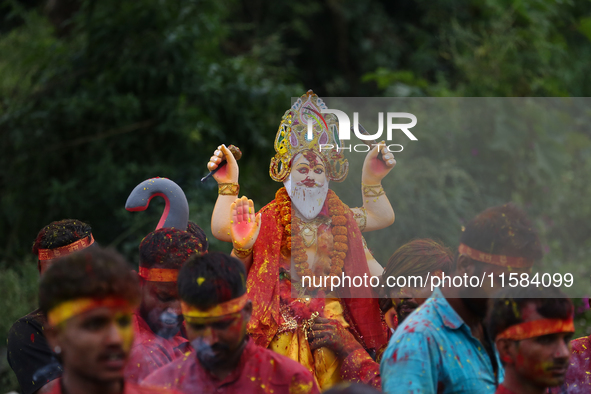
[
  {"xmin": 207, "ymin": 144, "xmax": 239, "ymax": 184},
  {"xmin": 361, "ymin": 141, "xmax": 396, "ymax": 186},
  {"xmin": 230, "ymin": 196, "xmax": 261, "ymax": 250}
]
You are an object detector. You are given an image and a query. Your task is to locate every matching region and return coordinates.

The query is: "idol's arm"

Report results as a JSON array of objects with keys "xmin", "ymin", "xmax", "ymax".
[
  {"xmin": 352, "ymin": 142, "xmax": 396, "ymax": 232},
  {"xmin": 208, "ymin": 144, "xmax": 240, "ymax": 243}
]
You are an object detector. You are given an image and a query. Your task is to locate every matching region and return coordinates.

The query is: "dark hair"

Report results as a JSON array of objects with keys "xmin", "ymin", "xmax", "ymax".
[
  {"xmin": 139, "ymin": 228, "xmax": 204, "ymax": 269},
  {"xmin": 461, "ymin": 203, "xmax": 543, "ymax": 262},
  {"xmin": 32, "ymin": 219, "xmax": 92, "ymax": 257},
  {"xmin": 187, "ymin": 221, "xmax": 209, "ymax": 252},
  {"xmin": 383, "ymin": 239, "xmax": 454, "ymax": 281},
  {"xmin": 486, "ymin": 285, "xmax": 573, "ymax": 340},
  {"xmin": 39, "ymin": 247, "xmax": 140, "ymax": 315},
  {"xmin": 178, "ymin": 252, "xmax": 246, "ymax": 310}
]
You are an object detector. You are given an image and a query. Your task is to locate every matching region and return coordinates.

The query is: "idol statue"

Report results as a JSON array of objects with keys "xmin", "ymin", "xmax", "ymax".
[{"xmin": 207, "ymin": 90, "xmax": 396, "ymax": 389}]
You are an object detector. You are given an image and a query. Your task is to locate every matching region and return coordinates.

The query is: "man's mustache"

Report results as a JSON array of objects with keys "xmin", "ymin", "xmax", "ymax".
[{"xmin": 298, "ymin": 178, "xmax": 322, "ymax": 187}]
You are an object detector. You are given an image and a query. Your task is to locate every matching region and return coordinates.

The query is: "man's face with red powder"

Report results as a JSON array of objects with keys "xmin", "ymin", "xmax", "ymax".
[
  {"xmin": 139, "ymin": 280, "xmax": 182, "ymax": 339},
  {"xmin": 503, "ymin": 302, "xmax": 572, "ymax": 388},
  {"xmin": 185, "ymin": 302, "xmax": 252, "ymax": 371}
]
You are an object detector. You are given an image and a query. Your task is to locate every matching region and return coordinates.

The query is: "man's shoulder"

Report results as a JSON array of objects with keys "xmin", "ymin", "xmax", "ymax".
[
  {"xmin": 9, "ymin": 309, "xmax": 44, "ymax": 333},
  {"xmin": 394, "ymin": 299, "xmax": 442, "ymax": 336},
  {"xmin": 143, "ymin": 353, "xmax": 191, "ymax": 383}
]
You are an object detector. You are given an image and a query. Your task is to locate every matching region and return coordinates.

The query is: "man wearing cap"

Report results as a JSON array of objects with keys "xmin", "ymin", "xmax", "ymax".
[
  {"xmin": 7, "ymin": 219, "xmax": 95, "ymax": 394},
  {"xmin": 38, "ymin": 246, "xmax": 179, "ymax": 394},
  {"xmin": 143, "ymin": 252, "xmax": 320, "ymax": 393},
  {"xmin": 381, "ymin": 203, "xmax": 543, "ymax": 393},
  {"xmin": 124, "ymin": 228, "xmax": 206, "ymax": 383},
  {"xmin": 487, "ymin": 286, "xmax": 573, "ymax": 394}
]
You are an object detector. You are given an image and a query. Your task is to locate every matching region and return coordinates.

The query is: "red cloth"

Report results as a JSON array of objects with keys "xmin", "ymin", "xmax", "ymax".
[
  {"xmin": 549, "ymin": 335, "xmax": 591, "ymax": 393},
  {"xmin": 494, "ymin": 385, "xmax": 516, "ymax": 394},
  {"xmin": 247, "ymin": 190, "xmax": 389, "ymax": 352},
  {"xmin": 43, "ymin": 378, "xmax": 180, "ymax": 394},
  {"xmin": 124, "ymin": 313, "xmax": 192, "ymax": 383},
  {"xmin": 142, "ymin": 337, "xmax": 320, "ymax": 394},
  {"xmin": 341, "ymin": 348, "xmax": 381, "ymax": 389}
]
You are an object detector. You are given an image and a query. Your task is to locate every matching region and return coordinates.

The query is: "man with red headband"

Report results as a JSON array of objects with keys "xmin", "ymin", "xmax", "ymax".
[
  {"xmin": 381, "ymin": 203, "xmax": 543, "ymax": 393},
  {"xmin": 487, "ymin": 286, "xmax": 573, "ymax": 394},
  {"xmin": 124, "ymin": 228, "xmax": 206, "ymax": 383},
  {"xmin": 143, "ymin": 252, "xmax": 320, "ymax": 393},
  {"xmin": 38, "ymin": 246, "xmax": 179, "ymax": 394},
  {"xmin": 7, "ymin": 219, "xmax": 95, "ymax": 394}
]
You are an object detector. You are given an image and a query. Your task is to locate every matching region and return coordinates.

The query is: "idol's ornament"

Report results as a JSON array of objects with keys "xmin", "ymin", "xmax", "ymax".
[
  {"xmin": 125, "ymin": 177, "xmax": 189, "ymax": 231},
  {"xmin": 270, "ymin": 91, "xmax": 348, "ymax": 182}
]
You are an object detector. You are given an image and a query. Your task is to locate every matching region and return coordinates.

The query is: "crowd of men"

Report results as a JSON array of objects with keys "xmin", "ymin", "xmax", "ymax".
[{"xmin": 4, "ymin": 91, "xmax": 590, "ymax": 394}]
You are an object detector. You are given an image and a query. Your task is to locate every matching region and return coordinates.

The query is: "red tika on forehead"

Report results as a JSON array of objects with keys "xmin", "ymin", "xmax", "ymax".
[{"xmin": 302, "ymin": 150, "xmax": 320, "ymax": 167}]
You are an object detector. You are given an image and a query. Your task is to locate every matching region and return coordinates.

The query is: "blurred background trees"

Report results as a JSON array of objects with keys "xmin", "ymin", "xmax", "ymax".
[{"xmin": 1, "ymin": 0, "xmax": 591, "ymax": 390}]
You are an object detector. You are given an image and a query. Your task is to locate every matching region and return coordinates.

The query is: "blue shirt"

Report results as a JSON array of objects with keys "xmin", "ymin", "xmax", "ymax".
[{"xmin": 380, "ymin": 288, "xmax": 504, "ymax": 394}]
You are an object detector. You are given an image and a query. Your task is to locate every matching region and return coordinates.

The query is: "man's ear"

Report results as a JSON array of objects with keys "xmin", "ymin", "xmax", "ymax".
[
  {"xmin": 243, "ymin": 300, "xmax": 253, "ymax": 323},
  {"xmin": 456, "ymin": 255, "xmax": 476, "ymax": 276},
  {"xmin": 496, "ymin": 338, "xmax": 517, "ymax": 365}
]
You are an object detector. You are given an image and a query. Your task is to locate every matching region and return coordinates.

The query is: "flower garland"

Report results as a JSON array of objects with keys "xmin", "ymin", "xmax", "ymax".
[{"xmin": 276, "ymin": 187, "xmax": 349, "ymax": 292}]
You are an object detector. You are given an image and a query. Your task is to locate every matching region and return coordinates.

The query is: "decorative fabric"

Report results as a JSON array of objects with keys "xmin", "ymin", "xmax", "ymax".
[
  {"xmin": 142, "ymin": 337, "xmax": 320, "ymax": 394},
  {"xmin": 496, "ymin": 318, "xmax": 574, "ymax": 341},
  {"xmin": 138, "ymin": 267, "xmax": 179, "ymax": 282},
  {"xmin": 270, "ymin": 90, "xmax": 348, "ymax": 182},
  {"xmin": 458, "ymin": 243, "xmax": 533, "ymax": 268},
  {"xmin": 380, "ymin": 288, "xmax": 504, "ymax": 394},
  {"xmin": 124, "ymin": 313, "xmax": 191, "ymax": 384},
  {"xmin": 47, "ymin": 297, "xmax": 133, "ymax": 327},
  {"xmin": 37, "ymin": 235, "xmax": 94, "ymax": 261},
  {"xmin": 181, "ymin": 294, "xmax": 248, "ymax": 320}
]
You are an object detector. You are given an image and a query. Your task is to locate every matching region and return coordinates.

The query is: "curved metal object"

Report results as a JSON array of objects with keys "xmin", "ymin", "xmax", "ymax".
[{"xmin": 125, "ymin": 177, "xmax": 189, "ymax": 231}]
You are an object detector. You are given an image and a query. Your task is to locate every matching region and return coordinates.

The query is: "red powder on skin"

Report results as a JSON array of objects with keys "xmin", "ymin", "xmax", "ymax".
[
  {"xmin": 30, "ymin": 334, "xmax": 34, "ymax": 343},
  {"xmin": 303, "ymin": 151, "xmax": 319, "ymax": 167}
]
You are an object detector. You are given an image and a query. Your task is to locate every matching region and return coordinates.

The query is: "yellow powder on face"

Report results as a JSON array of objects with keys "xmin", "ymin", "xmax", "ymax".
[{"xmin": 197, "ymin": 277, "xmax": 206, "ymax": 286}]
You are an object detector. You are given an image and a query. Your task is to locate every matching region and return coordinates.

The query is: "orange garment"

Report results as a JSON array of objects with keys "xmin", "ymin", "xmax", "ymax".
[
  {"xmin": 246, "ymin": 188, "xmax": 389, "ymax": 389},
  {"xmin": 124, "ymin": 313, "xmax": 192, "ymax": 383}
]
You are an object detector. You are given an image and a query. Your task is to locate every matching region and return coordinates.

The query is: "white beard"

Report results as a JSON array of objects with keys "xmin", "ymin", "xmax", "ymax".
[{"xmin": 284, "ymin": 174, "xmax": 329, "ymax": 220}]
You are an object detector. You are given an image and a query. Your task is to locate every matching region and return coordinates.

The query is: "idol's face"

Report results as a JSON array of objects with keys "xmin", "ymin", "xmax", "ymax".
[
  {"xmin": 48, "ymin": 307, "xmax": 134, "ymax": 384},
  {"xmin": 291, "ymin": 151, "xmax": 327, "ymax": 188},
  {"xmin": 139, "ymin": 280, "xmax": 183, "ymax": 338},
  {"xmin": 285, "ymin": 151, "xmax": 330, "ymax": 220},
  {"xmin": 186, "ymin": 302, "xmax": 252, "ymax": 370}
]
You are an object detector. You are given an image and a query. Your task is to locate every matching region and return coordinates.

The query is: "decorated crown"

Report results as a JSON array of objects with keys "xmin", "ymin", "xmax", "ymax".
[{"xmin": 269, "ymin": 90, "xmax": 349, "ymax": 182}]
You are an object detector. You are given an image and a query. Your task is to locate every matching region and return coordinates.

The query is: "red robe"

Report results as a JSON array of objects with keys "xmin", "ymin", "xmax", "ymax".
[
  {"xmin": 43, "ymin": 378, "xmax": 179, "ymax": 394},
  {"xmin": 124, "ymin": 313, "xmax": 192, "ymax": 383},
  {"xmin": 247, "ymin": 190, "xmax": 389, "ymax": 353},
  {"xmin": 142, "ymin": 337, "xmax": 320, "ymax": 394}
]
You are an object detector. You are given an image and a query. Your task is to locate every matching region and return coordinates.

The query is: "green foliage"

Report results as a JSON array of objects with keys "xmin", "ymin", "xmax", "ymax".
[{"xmin": 0, "ymin": 260, "xmax": 38, "ymax": 390}]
